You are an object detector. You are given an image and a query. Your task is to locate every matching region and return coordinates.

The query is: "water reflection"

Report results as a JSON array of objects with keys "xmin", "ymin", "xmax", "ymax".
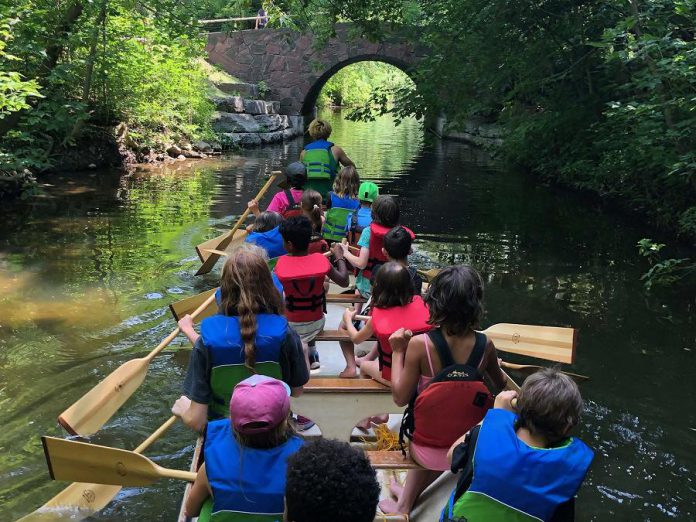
[{"xmin": 0, "ymin": 111, "xmax": 694, "ymax": 521}]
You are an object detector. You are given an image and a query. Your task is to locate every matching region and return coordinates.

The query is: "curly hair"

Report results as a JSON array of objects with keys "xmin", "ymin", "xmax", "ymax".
[
  {"xmin": 424, "ymin": 265, "xmax": 484, "ymax": 335},
  {"xmin": 285, "ymin": 439, "xmax": 380, "ymax": 522},
  {"xmin": 332, "ymin": 166, "xmax": 360, "ymax": 198},
  {"xmin": 307, "ymin": 118, "xmax": 332, "ymax": 140}
]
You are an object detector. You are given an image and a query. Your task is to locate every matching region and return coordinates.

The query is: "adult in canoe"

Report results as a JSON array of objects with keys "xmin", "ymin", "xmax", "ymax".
[
  {"xmin": 300, "ymin": 118, "xmax": 354, "ymax": 198},
  {"xmin": 171, "ymin": 244, "xmax": 309, "ymax": 432},
  {"xmin": 185, "ymin": 375, "xmax": 304, "ymax": 521},
  {"xmin": 380, "ymin": 265, "xmax": 508, "ymax": 517}
]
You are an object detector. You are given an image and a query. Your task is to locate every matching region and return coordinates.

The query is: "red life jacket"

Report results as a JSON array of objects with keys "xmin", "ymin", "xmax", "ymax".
[
  {"xmin": 371, "ymin": 296, "xmax": 432, "ymax": 381},
  {"xmin": 274, "ymin": 253, "xmax": 330, "ymax": 322},
  {"xmin": 400, "ymin": 329, "xmax": 493, "ymax": 452},
  {"xmin": 362, "ymin": 224, "xmax": 415, "ymax": 281},
  {"xmin": 307, "ymin": 236, "xmax": 329, "ymax": 255},
  {"xmin": 282, "ymin": 189, "xmax": 303, "ymax": 219}
]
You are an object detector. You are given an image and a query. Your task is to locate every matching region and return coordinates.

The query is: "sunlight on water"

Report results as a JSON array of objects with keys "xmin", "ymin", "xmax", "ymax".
[{"xmin": 0, "ymin": 112, "xmax": 694, "ymax": 521}]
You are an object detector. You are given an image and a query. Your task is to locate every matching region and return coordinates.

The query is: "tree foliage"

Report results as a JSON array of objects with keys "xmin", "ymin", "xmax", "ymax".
[
  {"xmin": 0, "ymin": 0, "xmax": 214, "ymax": 174},
  {"xmin": 318, "ymin": 61, "xmax": 412, "ymax": 108},
  {"xmin": 275, "ymin": 0, "xmax": 696, "ymax": 238}
]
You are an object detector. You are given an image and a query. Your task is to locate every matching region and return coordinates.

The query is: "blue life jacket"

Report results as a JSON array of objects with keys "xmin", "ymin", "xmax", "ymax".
[
  {"xmin": 442, "ymin": 408, "xmax": 594, "ymax": 521},
  {"xmin": 204, "ymin": 419, "xmax": 303, "ymax": 521},
  {"xmin": 345, "ymin": 207, "xmax": 372, "ymax": 244},
  {"xmin": 245, "ymin": 226, "xmax": 287, "ymax": 259},
  {"xmin": 200, "ymin": 314, "xmax": 287, "ymax": 418},
  {"xmin": 323, "ymin": 192, "xmax": 359, "ymax": 241},
  {"xmin": 214, "ymin": 273, "xmax": 283, "ymax": 307}
]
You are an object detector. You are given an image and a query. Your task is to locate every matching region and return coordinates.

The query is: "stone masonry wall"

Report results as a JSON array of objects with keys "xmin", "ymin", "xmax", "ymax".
[{"xmin": 206, "ymin": 24, "xmax": 424, "ymax": 116}]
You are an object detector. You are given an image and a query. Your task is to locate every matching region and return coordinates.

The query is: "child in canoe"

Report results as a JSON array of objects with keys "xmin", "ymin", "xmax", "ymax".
[
  {"xmin": 348, "ymin": 226, "xmax": 424, "ymax": 372},
  {"xmin": 248, "ymin": 162, "xmax": 307, "ymax": 218},
  {"xmin": 345, "ymin": 181, "xmax": 378, "ymax": 246},
  {"xmin": 171, "ymin": 244, "xmax": 309, "ymax": 432},
  {"xmin": 185, "ymin": 375, "xmax": 304, "ymax": 521},
  {"xmin": 441, "ymin": 368, "xmax": 594, "ymax": 522},
  {"xmin": 301, "ymin": 189, "xmax": 329, "ymax": 255},
  {"xmin": 275, "ymin": 216, "xmax": 350, "ymax": 373},
  {"xmin": 322, "ymin": 165, "xmax": 361, "ymax": 243},
  {"xmin": 341, "ymin": 262, "xmax": 431, "ymax": 381},
  {"xmin": 379, "ymin": 265, "xmax": 508, "ymax": 517},
  {"xmin": 340, "ymin": 194, "xmax": 405, "ymax": 300},
  {"xmin": 285, "ymin": 438, "xmax": 380, "ymax": 522},
  {"xmin": 245, "ymin": 211, "xmax": 286, "ymax": 260}
]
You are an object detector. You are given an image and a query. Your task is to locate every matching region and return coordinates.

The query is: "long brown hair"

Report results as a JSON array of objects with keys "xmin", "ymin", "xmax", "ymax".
[
  {"xmin": 332, "ymin": 166, "xmax": 360, "ymax": 198},
  {"xmin": 301, "ymin": 189, "xmax": 323, "ymax": 236},
  {"xmin": 219, "ymin": 244, "xmax": 284, "ymax": 371}
]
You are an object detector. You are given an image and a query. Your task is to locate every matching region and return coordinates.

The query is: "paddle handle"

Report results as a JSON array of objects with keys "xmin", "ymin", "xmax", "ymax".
[
  {"xmin": 503, "ymin": 370, "xmax": 521, "ymax": 393},
  {"xmin": 134, "ymin": 416, "xmax": 177, "ymax": 454},
  {"xmin": 158, "ymin": 466, "xmax": 197, "ymax": 482},
  {"xmin": 146, "ymin": 291, "xmax": 217, "ymax": 362},
  {"xmin": 227, "ymin": 171, "xmax": 280, "ymax": 238},
  {"xmin": 354, "ymin": 314, "xmax": 370, "ymax": 321}
]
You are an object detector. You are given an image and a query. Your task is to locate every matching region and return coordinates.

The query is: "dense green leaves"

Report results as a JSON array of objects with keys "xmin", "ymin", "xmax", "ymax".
[{"xmin": 277, "ymin": 0, "xmax": 696, "ymax": 239}]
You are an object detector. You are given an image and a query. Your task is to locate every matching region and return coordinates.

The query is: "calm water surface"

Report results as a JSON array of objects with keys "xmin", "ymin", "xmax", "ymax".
[{"xmin": 0, "ymin": 110, "xmax": 694, "ymax": 520}]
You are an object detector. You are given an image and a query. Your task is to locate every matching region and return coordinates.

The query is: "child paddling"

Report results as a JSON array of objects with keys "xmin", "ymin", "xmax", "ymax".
[
  {"xmin": 441, "ymin": 368, "xmax": 594, "ymax": 522},
  {"xmin": 185, "ymin": 375, "xmax": 304, "ymax": 521},
  {"xmin": 380, "ymin": 265, "xmax": 507, "ymax": 517},
  {"xmin": 171, "ymin": 244, "xmax": 308, "ymax": 432}
]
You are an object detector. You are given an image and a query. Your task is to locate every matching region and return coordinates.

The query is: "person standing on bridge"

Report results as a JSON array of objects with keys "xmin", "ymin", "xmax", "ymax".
[
  {"xmin": 300, "ymin": 119, "xmax": 355, "ymax": 199},
  {"xmin": 255, "ymin": 7, "xmax": 268, "ymax": 29}
]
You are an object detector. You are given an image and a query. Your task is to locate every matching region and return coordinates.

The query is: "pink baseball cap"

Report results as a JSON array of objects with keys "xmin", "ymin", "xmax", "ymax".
[{"xmin": 229, "ymin": 375, "xmax": 291, "ymax": 434}]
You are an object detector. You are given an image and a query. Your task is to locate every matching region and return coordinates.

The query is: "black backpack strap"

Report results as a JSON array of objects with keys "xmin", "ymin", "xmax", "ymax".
[
  {"xmin": 284, "ymin": 189, "xmax": 296, "ymax": 207},
  {"xmin": 428, "ymin": 329, "xmax": 455, "ymax": 368},
  {"xmin": 466, "ymin": 332, "xmax": 487, "ymax": 369},
  {"xmin": 350, "ymin": 211, "xmax": 358, "ymax": 231}
]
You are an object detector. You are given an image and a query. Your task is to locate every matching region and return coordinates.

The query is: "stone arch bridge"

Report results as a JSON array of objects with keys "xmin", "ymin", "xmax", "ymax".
[{"xmin": 206, "ymin": 24, "xmax": 424, "ymax": 117}]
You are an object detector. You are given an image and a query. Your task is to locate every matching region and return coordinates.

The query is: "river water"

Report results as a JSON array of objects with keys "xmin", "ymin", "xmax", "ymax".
[{"xmin": 0, "ymin": 110, "xmax": 694, "ymax": 521}]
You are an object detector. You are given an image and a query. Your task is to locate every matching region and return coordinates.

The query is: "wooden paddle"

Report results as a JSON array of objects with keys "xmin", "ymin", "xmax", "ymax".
[
  {"xmin": 58, "ymin": 292, "xmax": 217, "ymax": 436},
  {"xmin": 195, "ymin": 171, "xmax": 280, "ymax": 275},
  {"xmin": 352, "ymin": 316, "xmax": 576, "ymax": 364},
  {"xmin": 42, "ymin": 436, "xmax": 196, "ymax": 487},
  {"xmin": 416, "ymin": 268, "xmax": 441, "ymax": 283},
  {"xmin": 19, "ymin": 417, "xmax": 177, "ymax": 521},
  {"xmin": 195, "ymin": 229, "xmax": 248, "ymax": 263},
  {"xmin": 501, "ymin": 361, "xmax": 588, "ymax": 383}
]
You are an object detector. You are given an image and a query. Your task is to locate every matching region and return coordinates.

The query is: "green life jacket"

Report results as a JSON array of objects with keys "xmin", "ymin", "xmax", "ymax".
[{"xmin": 303, "ymin": 140, "xmax": 338, "ymax": 181}]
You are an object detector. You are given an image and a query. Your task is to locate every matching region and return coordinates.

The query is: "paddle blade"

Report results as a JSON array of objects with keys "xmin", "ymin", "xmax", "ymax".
[
  {"xmin": 16, "ymin": 483, "xmax": 123, "ymax": 521},
  {"xmin": 169, "ymin": 288, "xmax": 217, "ymax": 322},
  {"xmin": 416, "ymin": 268, "xmax": 441, "ymax": 283},
  {"xmin": 42, "ymin": 437, "xmax": 196, "ymax": 487},
  {"xmin": 194, "ymin": 229, "xmax": 248, "ymax": 263},
  {"xmin": 483, "ymin": 323, "xmax": 576, "ymax": 364},
  {"xmin": 501, "ymin": 362, "xmax": 589, "ymax": 383},
  {"xmin": 57, "ymin": 358, "xmax": 149, "ymax": 436}
]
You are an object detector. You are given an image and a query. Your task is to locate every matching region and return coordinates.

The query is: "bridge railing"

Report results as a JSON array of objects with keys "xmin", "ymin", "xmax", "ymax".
[{"xmin": 199, "ymin": 15, "xmax": 266, "ymax": 33}]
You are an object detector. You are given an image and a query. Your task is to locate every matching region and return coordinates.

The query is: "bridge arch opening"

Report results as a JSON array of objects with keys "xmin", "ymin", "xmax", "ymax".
[{"xmin": 301, "ymin": 56, "xmax": 416, "ymax": 118}]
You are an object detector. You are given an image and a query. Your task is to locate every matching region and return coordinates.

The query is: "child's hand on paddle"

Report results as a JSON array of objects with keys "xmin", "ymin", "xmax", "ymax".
[
  {"xmin": 389, "ymin": 328, "xmax": 413, "ymax": 353},
  {"xmin": 178, "ymin": 314, "xmax": 194, "ymax": 334},
  {"xmin": 247, "ymin": 199, "xmax": 260, "ymax": 215},
  {"xmin": 343, "ymin": 307, "xmax": 357, "ymax": 325},
  {"xmin": 171, "ymin": 395, "xmax": 191, "ymax": 418},
  {"xmin": 494, "ymin": 390, "xmax": 518, "ymax": 412},
  {"xmin": 331, "ymin": 242, "xmax": 345, "ymax": 260}
]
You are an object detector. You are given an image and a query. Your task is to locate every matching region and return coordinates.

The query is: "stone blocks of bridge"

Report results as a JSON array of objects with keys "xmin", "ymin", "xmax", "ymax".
[{"xmin": 206, "ymin": 24, "xmax": 424, "ymax": 116}]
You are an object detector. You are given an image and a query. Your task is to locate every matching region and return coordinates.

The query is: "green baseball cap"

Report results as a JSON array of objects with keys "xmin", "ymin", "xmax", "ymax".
[{"xmin": 358, "ymin": 181, "xmax": 379, "ymax": 202}]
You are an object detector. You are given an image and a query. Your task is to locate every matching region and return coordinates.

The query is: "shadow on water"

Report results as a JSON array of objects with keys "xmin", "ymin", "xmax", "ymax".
[{"xmin": 0, "ymin": 109, "xmax": 694, "ymax": 520}]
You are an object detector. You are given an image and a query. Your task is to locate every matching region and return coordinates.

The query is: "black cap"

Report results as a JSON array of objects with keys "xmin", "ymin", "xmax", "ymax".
[{"xmin": 285, "ymin": 161, "xmax": 307, "ymax": 186}]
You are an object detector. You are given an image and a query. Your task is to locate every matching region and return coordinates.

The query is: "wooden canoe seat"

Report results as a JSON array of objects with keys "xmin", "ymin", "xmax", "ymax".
[
  {"xmin": 367, "ymin": 450, "xmax": 421, "ymax": 470},
  {"xmin": 325, "ymin": 293, "xmax": 367, "ymax": 304},
  {"xmin": 304, "ymin": 377, "xmax": 390, "ymax": 393},
  {"xmin": 314, "ymin": 329, "xmax": 377, "ymax": 342}
]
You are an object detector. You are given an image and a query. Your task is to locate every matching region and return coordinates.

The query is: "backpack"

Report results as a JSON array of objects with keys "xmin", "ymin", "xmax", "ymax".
[
  {"xmin": 399, "ymin": 329, "xmax": 493, "ymax": 455},
  {"xmin": 282, "ymin": 189, "xmax": 303, "ymax": 219}
]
